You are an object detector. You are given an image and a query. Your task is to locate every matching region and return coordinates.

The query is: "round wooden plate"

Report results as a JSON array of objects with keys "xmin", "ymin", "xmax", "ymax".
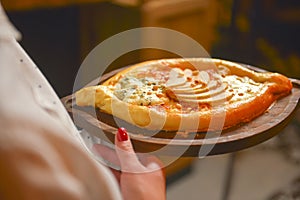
[{"xmin": 62, "ymin": 63, "xmax": 300, "ymax": 157}]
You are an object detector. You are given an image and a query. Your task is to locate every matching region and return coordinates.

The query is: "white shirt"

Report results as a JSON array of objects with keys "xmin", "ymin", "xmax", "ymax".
[{"xmin": 0, "ymin": 3, "xmax": 122, "ymax": 199}]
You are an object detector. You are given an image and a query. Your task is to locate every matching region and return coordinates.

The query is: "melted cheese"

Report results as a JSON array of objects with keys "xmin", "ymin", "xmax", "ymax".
[
  {"xmin": 111, "ymin": 65, "xmax": 266, "ymax": 112},
  {"xmin": 224, "ymin": 75, "xmax": 266, "ymax": 103},
  {"xmin": 113, "ymin": 75, "xmax": 167, "ymax": 106}
]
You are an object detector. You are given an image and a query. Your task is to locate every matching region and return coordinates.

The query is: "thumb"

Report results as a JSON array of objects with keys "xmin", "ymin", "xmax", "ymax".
[{"xmin": 115, "ymin": 127, "xmax": 143, "ymax": 173}]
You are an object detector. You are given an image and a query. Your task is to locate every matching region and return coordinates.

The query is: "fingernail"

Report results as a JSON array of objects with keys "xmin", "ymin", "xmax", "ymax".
[{"xmin": 117, "ymin": 127, "xmax": 128, "ymax": 142}]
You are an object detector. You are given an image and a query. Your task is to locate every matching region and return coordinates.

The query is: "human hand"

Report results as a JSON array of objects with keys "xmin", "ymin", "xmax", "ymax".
[{"xmin": 93, "ymin": 127, "xmax": 166, "ymax": 200}]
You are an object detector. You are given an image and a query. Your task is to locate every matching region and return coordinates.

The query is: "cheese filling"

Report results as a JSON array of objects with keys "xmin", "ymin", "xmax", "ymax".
[
  {"xmin": 113, "ymin": 75, "xmax": 166, "ymax": 106},
  {"xmin": 112, "ymin": 65, "xmax": 265, "ymax": 112}
]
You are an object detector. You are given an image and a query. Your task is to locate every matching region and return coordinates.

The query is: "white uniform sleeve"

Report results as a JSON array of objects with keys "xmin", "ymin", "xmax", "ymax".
[{"xmin": 0, "ymin": 3, "xmax": 122, "ymax": 200}]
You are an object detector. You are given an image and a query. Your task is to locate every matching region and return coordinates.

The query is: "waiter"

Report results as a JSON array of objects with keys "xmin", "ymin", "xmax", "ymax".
[{"xmin": 0, "ymin": 2, "xmax": 165, "ymax": 199}]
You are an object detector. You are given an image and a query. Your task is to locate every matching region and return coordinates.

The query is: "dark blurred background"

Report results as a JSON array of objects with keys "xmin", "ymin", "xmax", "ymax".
[{"xmin": 3, "ymin": 0, "xmax": 300, "ymax": 97}]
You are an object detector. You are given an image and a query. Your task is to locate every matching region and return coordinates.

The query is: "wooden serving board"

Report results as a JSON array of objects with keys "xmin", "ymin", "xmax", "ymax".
[{"xmin": 62, "ymin": 64, "xmax": 300, "ymax": 157}]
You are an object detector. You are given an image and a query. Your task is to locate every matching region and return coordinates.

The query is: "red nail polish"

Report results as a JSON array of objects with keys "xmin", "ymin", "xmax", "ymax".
[{"xmin": 117, "ymin": 127, "xmax": 128, "ymax": 142}]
